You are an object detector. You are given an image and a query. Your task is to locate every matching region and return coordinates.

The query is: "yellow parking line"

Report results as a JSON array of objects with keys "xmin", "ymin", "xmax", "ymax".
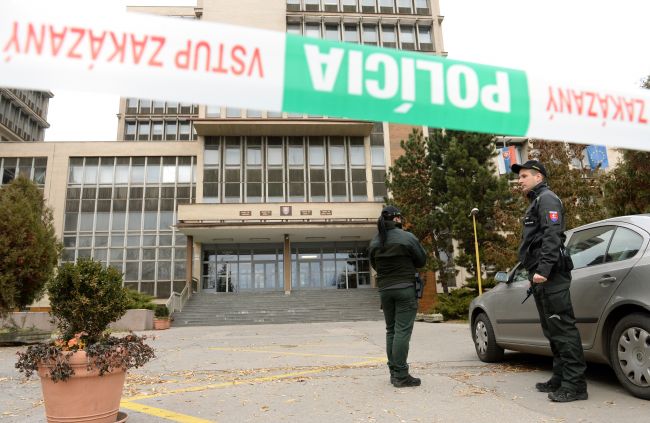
[
  {"xmin": 120, "ymin": 401, "xmax": 216, "ymax": 423},
  {"xmin": 126, "ymin": 359, "xmax": 383, "ymax": 402},
  {"xmin": 209, "ymin": 346, "xmax": 382, "ymax": 360}
]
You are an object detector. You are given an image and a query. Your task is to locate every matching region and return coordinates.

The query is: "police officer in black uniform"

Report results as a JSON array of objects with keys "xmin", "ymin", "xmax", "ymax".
[
  {"xmin": 512, "ymin": 160, "xmax": 588, "ymax": 402},
  {"xmin": 369, "ymin": 206, "xmax": 427, "ymax": 388}
]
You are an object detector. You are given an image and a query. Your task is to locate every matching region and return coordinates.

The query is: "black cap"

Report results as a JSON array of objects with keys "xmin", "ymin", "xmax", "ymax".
[
  {"xmin": 511, "ymin": 160, "xmax": 547, "ymax": 177},
  {"xmin": 381, "ymin": 205, "xmax": 402, "ymax": 218}
]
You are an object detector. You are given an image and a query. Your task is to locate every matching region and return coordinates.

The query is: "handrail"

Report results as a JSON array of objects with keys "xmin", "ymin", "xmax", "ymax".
[{"xmin": 165, "ymin": 284, "xmax": 191, "ymax": 314}]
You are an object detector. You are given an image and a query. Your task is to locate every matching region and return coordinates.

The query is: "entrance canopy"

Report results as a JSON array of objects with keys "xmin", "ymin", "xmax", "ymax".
[{"xmin": 176, "ymin": 202, "xmax": 382, "ymax": 244}]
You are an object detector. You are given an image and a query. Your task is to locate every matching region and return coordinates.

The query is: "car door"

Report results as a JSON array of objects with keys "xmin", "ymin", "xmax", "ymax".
[
  {"xmin": 491, "ymin": 264, "xmax": 546, "ymax": 345},
  {"xmin": 567, "ymin": 223, "xmax": 648, "ymax": 348}
]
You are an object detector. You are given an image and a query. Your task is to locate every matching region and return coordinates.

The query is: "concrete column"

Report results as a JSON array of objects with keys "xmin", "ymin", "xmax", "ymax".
[
  {"xmin": 283, "ymin": 234, "xmax": 291, "ymax": 293},
  {"xmin": 186, "ymin": 235, "xmax": 194, "ymax": 293}
]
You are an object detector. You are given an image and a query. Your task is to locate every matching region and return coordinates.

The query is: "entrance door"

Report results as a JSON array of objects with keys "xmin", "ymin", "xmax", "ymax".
[{"xmin": 254, "ymin": 262, "xmax": 277, "ymax": 290}]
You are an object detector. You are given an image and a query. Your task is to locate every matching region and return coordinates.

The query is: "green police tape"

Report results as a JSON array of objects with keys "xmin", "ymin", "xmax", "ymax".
[
  {"xmin": 283, "ymin": 35, "xmax": 531, "ymax": 137},
  {"xmin": 1, "ymin": 0, "xmax": 649, "ymax": 149}
]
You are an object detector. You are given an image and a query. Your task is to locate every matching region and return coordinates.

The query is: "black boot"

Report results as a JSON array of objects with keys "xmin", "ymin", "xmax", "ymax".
[
  {"xmin": 535, "ymin": 379, "xmax": 561, "ymax": 393},
  {"xmin": 392, "ymin": 374, "xmax": 421, "ymax": 388},
  {"xmin": 548, "ymin": 388, "xmax": 588, "ymax": 402}
]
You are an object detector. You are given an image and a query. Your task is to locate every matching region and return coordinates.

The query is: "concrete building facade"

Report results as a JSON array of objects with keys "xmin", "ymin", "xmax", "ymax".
[{"xmin": 0, "ymin": 0, "xmax": 446, "ymax": 301}]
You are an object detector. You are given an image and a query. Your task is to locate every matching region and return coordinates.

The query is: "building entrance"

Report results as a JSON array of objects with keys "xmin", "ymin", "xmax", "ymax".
[{"xmin": 201, "ymin": 242, "xmax": 370, "ymax": 293}]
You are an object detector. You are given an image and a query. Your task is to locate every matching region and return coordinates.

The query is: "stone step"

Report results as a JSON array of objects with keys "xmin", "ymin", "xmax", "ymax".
[{"xmin": 173, "ymin": 289, "xmax": 384, "ymax": 326}]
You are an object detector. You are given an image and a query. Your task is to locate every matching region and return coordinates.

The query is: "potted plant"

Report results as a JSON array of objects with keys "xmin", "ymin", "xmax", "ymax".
[
  {"xmin": 15, "ymin": 258, "xmax": 155, "ymax": 423},
  {"xmin": 153, "ymin": 304, "xmax": 171, "ymax": 330}
]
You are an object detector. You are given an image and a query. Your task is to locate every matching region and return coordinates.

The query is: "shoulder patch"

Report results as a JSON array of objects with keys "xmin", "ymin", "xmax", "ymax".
[{"xmin": 548, "ymin": 211, "xmax": 559, "ymax": 223}]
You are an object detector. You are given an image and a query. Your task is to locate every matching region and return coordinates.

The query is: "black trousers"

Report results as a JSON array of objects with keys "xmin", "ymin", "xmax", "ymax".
[{"xmin": 532, "ymin": 281, "xmax": 587, "ymax": 392}]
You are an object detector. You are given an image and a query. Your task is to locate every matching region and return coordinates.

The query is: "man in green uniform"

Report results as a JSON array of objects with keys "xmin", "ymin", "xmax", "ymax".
[
  {"xmin": 369, "ymin": 206, "xmax": 427, "ymax": 388},
  {"xmin": 512, "ymin": 160, "xmax": 588, "ymax": 402}
]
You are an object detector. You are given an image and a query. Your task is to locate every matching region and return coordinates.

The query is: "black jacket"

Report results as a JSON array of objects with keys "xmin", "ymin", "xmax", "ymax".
[
  {"xmin": 369, "ymin": 221, "xmax": 427, "ymax": 289},
  {"xmin": 519, "ymin": 182, "xmax": 567, "ymax": 279}
]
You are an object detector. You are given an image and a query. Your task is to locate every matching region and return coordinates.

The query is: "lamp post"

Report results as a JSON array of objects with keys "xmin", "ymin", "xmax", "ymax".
[{"xmin": 469, "ymin": 207, "xmax": 483, "ymax": 295}]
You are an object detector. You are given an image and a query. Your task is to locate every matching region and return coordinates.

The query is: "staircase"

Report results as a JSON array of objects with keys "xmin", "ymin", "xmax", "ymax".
[{"xmin": 172, "ymin": 289, "xmax": 384, "ymax": 326}]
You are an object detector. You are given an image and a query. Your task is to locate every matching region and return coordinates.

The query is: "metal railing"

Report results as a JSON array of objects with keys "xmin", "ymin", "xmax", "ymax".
[{"xmin": 165, "ymin": 282, "xmax": 192, "ymax": 314}]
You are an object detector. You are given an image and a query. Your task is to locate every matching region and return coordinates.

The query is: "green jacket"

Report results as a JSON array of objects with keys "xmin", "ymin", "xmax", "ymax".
[{"xmin": 369, "ymin": 221, "xmax": 427, "ymax": 289}]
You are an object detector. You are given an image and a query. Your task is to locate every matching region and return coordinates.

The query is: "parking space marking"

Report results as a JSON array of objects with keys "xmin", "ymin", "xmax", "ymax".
[
  {"xmin": 125, "ymin": 359, "xmax": 383, "ymax": 402},
  {"xmin": 209, "ymin": 346, "xmax": 383, "ymax": 360},
  {"xmin": 120, "ymin": 401, "xmax": 217, "ymax": 423}
]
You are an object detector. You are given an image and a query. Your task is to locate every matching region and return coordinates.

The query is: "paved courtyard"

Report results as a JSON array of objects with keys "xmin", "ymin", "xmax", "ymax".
[{"xmin": 1, "ymin": 321, "xmax": 648, "ymax": 422}]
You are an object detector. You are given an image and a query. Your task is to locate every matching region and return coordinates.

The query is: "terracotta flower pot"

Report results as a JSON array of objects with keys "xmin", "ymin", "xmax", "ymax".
[
  {"xmin": 153, "ymin": 318, "xmax": 171, "ymax": 330},
  {"xmin": 37, "ymin": 350, "xmax": 126, "ymax": 423}
]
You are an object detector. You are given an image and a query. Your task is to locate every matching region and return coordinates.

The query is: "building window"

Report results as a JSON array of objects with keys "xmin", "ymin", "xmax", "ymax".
[
  {"xmin": 304, "ymin": 0, "xmax": 320, "ymax": 11},
  {"xmin": 126, "ymin": 98, "xmax": 138, "ymax": 114},
  {"xmin": 125, "ymin": 121, "xmax": 136, "ymax": 141},
  {"xmin": 206, "ymin": 105, "xmax": 221, "ymax": 118},
  {"xmin": 400, "ymin": 24, "xmax": 415, "ymax": 50},
  {"xmin": 152, "ymin": 121, "xmax": 163, "ymax": 140},
  {"xmin": 381, "ymin": 24, "xmax": 396, "ymax": 48},
  {"xmin": 139, "ymin": 99, "xmax": 152, "ymax": 114},
  {"xmin": 324, "ymin": 23, "xmax": 340, "ymax": 41},
  {"xmin": 138, "ymin": 122, "xmax": 150, "ymax": 141},
  {"xmin": 362, "ymin": 24, "xmax": 378, "ymax": 45},
  {"xmin": 418, "ymin": 25, "xmax": 434, "ymax": 51},
  {"xmin": 415, "ymin": 0, "xmax": 429, "ymax": 15},
  {"xmin": 165, "ymin": 121, "xmax": 177, "ymax": 140},
  {"xmin": 179, "ymin": 121, "xmax": 191, "ymax": 140},
  {"xmin": 323, "ymin": 0, "xmax": 338, "ymax": 12},
  {"xmin": 0, "ymin": 157, "xmax": 47, "ymax": 187},
  {"xmin": 287, "ymin": 0, "xmax": 301, "ymax": 12},
  {"xmin": 63, "ymin": 156, "xmax": 195, "ymax": 297},
  {"xmin": 305, "ymin": 22, "xmax": 321, "ymax": 39},
  {"xmin": 226, "ymin": 107, "xmax": 241, "ymax": 118},
  {"xmin": 361, "ymin": 0, "xmax": 376, "ymax": 13},
  {"xmin": 397, "ymin": 0, "xmax": 412, "ymax": 14},
  {"xmin": 378, "ymin": 0, "xmax": 394, "ymax": 13},
  {"xmin": 152, "ymin": 100, "xmax": 165, "ymax": 114},
  {"xmin": 341, "ymin": 0, "xmax": 357, "ymax": 12},
  {"xmin": 343, "ymin": 24, "xmax": 359, "ymax": 43},
  {"xmin": 287, "ymin": 22, "xmax": 302, "ymax": 35}
]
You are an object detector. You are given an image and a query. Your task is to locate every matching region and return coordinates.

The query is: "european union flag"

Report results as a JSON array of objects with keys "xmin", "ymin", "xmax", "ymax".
[{"xmin": 586, "ymin": 145, "xmax": 609, "ymax": 170}]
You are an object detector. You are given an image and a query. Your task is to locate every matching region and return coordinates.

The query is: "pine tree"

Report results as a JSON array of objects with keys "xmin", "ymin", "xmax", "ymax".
[
  {"xmin": 386, "ymin": 128, "xmax": 510, "ymax": 293},
  {"xmin": 604, "ymin": 76, "xmax": 650, "ymax": 215},
  {"xmin": 0, "ymin": 177, "xmax": 61, "ymax": 316},
  {"xmin": 484, "ymin": 140, "xmax": 608, "ymax": 276}
]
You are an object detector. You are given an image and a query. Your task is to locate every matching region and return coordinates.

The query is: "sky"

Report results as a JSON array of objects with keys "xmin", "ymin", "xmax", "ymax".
[{"xmin": 44, "ymin": 0, "xmax": 650, "ymax": 141}]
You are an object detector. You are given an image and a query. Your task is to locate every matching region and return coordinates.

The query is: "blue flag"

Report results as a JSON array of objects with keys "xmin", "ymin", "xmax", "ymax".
[{"xmin": 586, "ymin": 145, "xmax": 609, "ymax": 169}]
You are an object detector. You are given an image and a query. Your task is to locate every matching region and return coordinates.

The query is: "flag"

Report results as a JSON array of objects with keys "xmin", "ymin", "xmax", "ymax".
[
  {"xmin": 585, "ymin": 145, "xmax": 609, "ymax": 169},
  {"xmin": 497, "ymin": 146, "xmax": 519, "ymax": 174}
]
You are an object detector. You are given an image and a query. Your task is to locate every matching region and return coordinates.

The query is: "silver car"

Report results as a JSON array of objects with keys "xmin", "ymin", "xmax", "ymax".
[{"xmin": 469, "ymin": 215, "xmax": 650, "ymax": 400}]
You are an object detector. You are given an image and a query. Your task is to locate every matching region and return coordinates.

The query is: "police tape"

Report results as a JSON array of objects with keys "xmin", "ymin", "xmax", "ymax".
[{"xmin": 1, "ymin": 0, "xmax": 649, "ymax": 150}]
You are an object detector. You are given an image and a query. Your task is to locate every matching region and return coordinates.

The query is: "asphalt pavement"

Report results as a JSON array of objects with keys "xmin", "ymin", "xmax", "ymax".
[{"xmin": 1, "ymin": 321, "xmax": 648, "ymax": 422}]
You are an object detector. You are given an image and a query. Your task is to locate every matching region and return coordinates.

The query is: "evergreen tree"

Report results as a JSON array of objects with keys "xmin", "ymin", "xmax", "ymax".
[
  {"xmin": 604, "ymin": 76, "xmax": 650, "ymax": 215},
  {"xmin": 483, "ymin": 140, "xmax": 608, "ymax": 274},
  {"xmin": 386, "ymin": 128, "xmax": 510, "ymax": 293},
  {"xmin": 0, "ymin": 177, "xmax": 61, "ymax": 316}
]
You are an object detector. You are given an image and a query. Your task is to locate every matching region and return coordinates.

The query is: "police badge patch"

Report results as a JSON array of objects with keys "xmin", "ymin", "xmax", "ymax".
[{"xmin": 548, "ymin": 211, "xmax": 559, "ymax": 223}]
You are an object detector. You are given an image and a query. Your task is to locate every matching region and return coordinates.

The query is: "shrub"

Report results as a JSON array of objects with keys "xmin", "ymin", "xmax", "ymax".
[
  {"xmin": 48, "ymin": 259, "xmax": 129, "ymax": 343},
  {"xmin": 0, "ymin": 177, "xmax": 61, "ymax": 316},
  {"xmin": 125, "ymin": 289, "xmax": 156, "ymax": 311},
  {"xmin": 432, "ymin": 288, "xmax": 476, "ymax": 320},
  {"xmin": 154, "ymin": 304, "xmax": 170, "ymax": 319},
  {"xmin": 15, "ymin": 258, "xmax": 154, "ymax": 382}
]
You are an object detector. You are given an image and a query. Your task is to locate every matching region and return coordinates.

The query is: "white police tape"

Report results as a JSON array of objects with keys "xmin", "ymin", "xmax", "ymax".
[{"xmin": 1, "ymin": 0, "xmax": 649, "ymax": 150}]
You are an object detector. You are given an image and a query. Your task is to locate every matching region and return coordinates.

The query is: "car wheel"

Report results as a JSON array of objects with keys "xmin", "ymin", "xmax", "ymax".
[
  {"xmin": 609, "ymin": 313, "xmax": 650, "ymax": 400},
  {"xmin": 473, "ymin": 312, "xmax": 504, "ymax": 362}
]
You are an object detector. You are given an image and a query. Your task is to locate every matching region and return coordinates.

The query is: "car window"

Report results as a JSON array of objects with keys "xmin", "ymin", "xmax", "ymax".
[
  {"xmin": 566, "ymin": 225, "xmax": 615, "ymax": 269},
  {"xmin": 512, "ymin": 266, "xmax": 529, "ymax": 283},
  {"xmin": 606, "ymin": 227, "xmax": 644, "ymax": 263}
]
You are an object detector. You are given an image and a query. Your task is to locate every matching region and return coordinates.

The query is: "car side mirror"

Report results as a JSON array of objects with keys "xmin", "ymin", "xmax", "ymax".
[{"xmin": 495, "ymin": 271, "xmax": 509, "ymax": 284}]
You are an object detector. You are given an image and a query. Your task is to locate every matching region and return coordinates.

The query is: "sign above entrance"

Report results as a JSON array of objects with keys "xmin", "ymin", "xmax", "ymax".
[{"xmin": 1, "ymin": 0, "xmax": 649, "ymax": 150}]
